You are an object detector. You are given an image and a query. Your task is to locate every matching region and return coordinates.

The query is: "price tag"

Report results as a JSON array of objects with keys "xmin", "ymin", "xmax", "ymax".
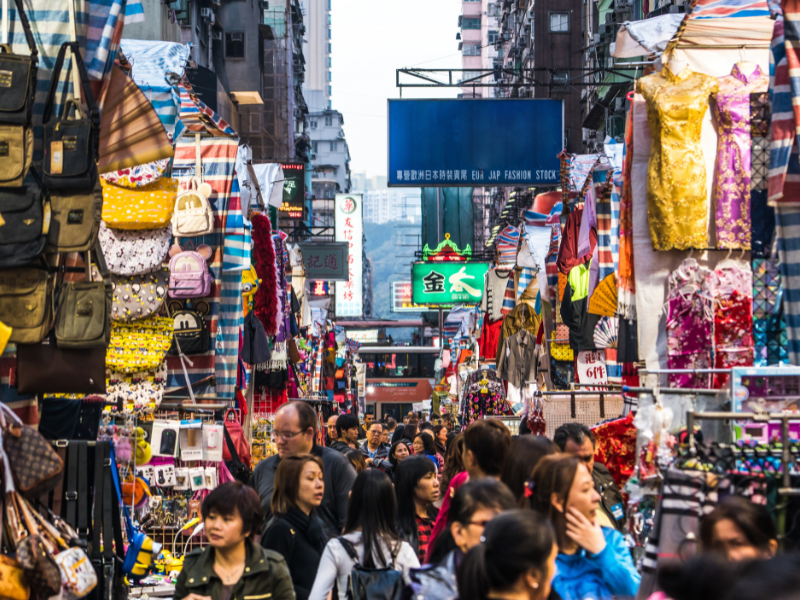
[{"xmin": 576, "ymin": 350, "xmax": 608, "ymax": 390}]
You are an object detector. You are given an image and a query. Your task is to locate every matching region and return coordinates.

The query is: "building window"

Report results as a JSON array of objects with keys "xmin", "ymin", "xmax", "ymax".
[
  {"xmin": 225, "ymin": 32, "xmax": 245, "ymax": 58},
  {"xmin": 328, "ymin": 71, "xmax": 331, "ymax": 81},
  {"xmin": 463, "ymin": 44, "xmax": 480, "ymax": 56},
  {"xmin": 328, "ymin": 57, "xmax": 331, "ymax": 67},
  {"xmin": 328, "ymin": 13, "xmax": 331, "ymax": 24},
  {"xmin": 461, "ymin": 17, "xmax": 481, "ymax": 29},
  {"xmin": 325, "ymin": 115, "xmax": 332, "ymax": 126},
  {"xmin": 328, "ymin": 85, "xmax": 332, "ymax": 95},
  {"xmin": 330, "ymin": 141, "xmax": 337, "ymax": 151},
  {"xmin": 488, "ymin": 3, "xmax": 498, "ymax": 16},
  {"xmin": 488, "ymin": 30, "xmax": 499, "ymax": 44},
  {"xmin": 328, "ymin": 42, "xmax": 331, "ymax": 53},
  {"xmin": 328, "ymin": 28, "xmax": 331, "ymax": 39},
  {"xmin": 549, "ymin": 12, "xmax": 569, "ymax": 32},
  {"xmin": 551, "ymin": 70, "xmax": 569, "ymax": 91},
  {"xmin": 461, "ymin": 70, "xmax": 483, "ymax": 84},
  {"xmin": 310, "ymin": 120, "xmax": 317, "ymax": 128},
  {"xmin": 312, "ymin": 141, "xmax": 318, "ymax": 152}
]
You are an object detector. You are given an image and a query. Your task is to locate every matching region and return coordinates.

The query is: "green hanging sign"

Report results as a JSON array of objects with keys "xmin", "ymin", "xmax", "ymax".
[{"xmin": 411, "ymin": 261, "xmax": 490, "ymax": 307}]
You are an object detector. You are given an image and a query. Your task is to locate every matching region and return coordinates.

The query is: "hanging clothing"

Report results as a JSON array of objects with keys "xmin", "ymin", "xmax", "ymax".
[
  {"xmin": 496, "ymin": 329, "xmax": 537, "ymax": 389},
  {"xmin": 481, "ymin": 269, "xmax": 514, "ymax": 321},
  {"xmin": 637, "ymin": 67, "xmax": 719, "ymax": 250},
  {"xmin": 775, "ymin": 206, "xmax": 800, "ymax": 363},
  {"xmin": 556, "ymin": 207, "xmax": 596, "ymax": 275},
  {"xmin": 751, "ymin": 91, "xmax": 774, "ymax": 257},
  {"xmin": 713, "ymin": 290, "xmax": 754, "ymax": 387},
  {"xmin": 478, "ymin": 316, "xmax": 503, "ymax": 361},
  {"xmin": 711, "ymin": 65, "xmax": 769, "ymax": 249},
  {"xmin": 560, "ymin": 261, "xmax": 600, "ymax": 352},
  {"xmin": 495, "ymin": 302, "xmax": 541, "ymax": 361},
  {"xmin": 752, "ymin": 258, "xmax": 789, "ymax": 365},
  {"xmin": 665, "ymin": 260, "xmax": 714, "ymax": 389}
]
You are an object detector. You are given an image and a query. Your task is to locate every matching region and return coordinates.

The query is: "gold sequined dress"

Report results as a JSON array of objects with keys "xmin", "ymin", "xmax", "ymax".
[{"xmin": 636, "ymin": 67, "xmax": 719, "ymax": 251}]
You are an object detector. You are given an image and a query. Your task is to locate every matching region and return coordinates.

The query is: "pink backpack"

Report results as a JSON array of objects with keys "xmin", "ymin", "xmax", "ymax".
[{"xmin": 168, "ymin": 243, "xmax": 214, "ymax": 299}]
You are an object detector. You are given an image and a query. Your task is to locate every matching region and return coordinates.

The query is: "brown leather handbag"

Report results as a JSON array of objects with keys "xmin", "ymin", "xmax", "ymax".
[
  {"xmin": 1, "ymin": 405, "xmax": 64, "ymax": 498},
  {"xmin": 16, "ymin": 331, "xmax": 107, "ymax": 395}
]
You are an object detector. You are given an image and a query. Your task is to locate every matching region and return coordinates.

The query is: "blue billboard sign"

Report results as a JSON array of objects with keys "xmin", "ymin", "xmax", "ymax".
[{"xmin": 388, "ymin": 99, "xmax": 563, "ymax": 187}]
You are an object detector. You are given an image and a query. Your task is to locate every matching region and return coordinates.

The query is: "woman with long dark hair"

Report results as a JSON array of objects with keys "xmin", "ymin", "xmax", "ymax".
[
  {"xmin": 262, "ymin": 455, "xmax": 327, "ymax": 600},
  {"xmin": 308, "ymin": 469, "xmax": 419, "ymax": 600},
  {"xmin": 395, "ymin": 455, "xmax": 440, "ymax": 562},
  {"xmin": 408, "ymin": 480, "xmax": 517, "ymax": 600},
  {"xmin": 501, "ymin": 436, "xmax": 559, "ymax": 504},
  {"xmin": 374, "ymin": 440, "xmax": 411, "ymax": 481},
  {"xmin": 413, "ymin": 433, "xmax": 440, "ymax": 469},
  {"xmin": 528, "ymin": 454, "xmax": 640, "ymax": 600},
  {"xmin": 403, "ymin": 422, "xmax": 419, "ymax": 447},
  {"xmin": 457, "ymin": 510, "xmax": 558, "ymax": 600}
]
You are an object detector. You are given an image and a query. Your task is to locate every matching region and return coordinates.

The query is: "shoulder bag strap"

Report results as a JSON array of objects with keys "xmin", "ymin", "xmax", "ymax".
[
  {"xmin": 337, "ymin": 536, "xmax": 360, "ymax": 564},
  {"xmin": 3, "ymin": 0, "xmax": 37, "ymax": 57},
  {"xmin": 90, "ymin": 441, "xmax": 104, "ymax": 558},
  {"xmin": 222, "ymin": 424, "xmax": 241, "ymax": 464},
  {"xmin": 100, "ymin": 442, "xmax": 114, "ymax": 561},
  {"xmin": 49, "ymin": 441, "xmax": 68, "ymax": 517},
  {"xmin": 42, "ymin": 42, "xmax": 71, "ymax": 124},
  {"xmin": 65, "ymin": 441, "xmax": 79, "ymax": 527},
  {"xmin": 108, "ymin": 444, "xmax": 135, "ymax": 540},
  {"xmin": 77, "ymin": 440, "xmax": 89, "ymax": 537}
]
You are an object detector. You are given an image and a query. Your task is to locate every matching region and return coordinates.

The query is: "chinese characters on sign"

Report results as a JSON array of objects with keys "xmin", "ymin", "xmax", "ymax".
[
  {"xmin": 411, "ymin": 262, "xmax": 489, "ymax": 307},
  {"xmin": 391, "ymin": 282, "xmax": 424, "ymax": 312},
  {"xmin": 395, "ymin": 169, "xmax": 539, "ymax": 183},
  {"xmin": 278, "ymin": 162, "xmax": 305, "ymax": 218},
  {"xmin": 297, "ymin": 243, "xmax": 349, "ymax": 280},
  {"xmin": 576, "ymin": 350, "xmax": 608, "ymax": 391},
  {"xmin": 335, "ymin": 194, "xmax": 364, "ymax": 317}
]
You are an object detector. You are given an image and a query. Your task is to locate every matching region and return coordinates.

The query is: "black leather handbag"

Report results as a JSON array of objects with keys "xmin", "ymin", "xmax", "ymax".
[
  {"xmin": 0, "ymin": 175, "xmax": 46, "ymax": 268},
  {"xmin": 0, "ymin": 0, "xmax": 38, "ymax": 126},
  {"xmin": 42, "ymin": 42, "xmax": 99, "ymax": 191}
]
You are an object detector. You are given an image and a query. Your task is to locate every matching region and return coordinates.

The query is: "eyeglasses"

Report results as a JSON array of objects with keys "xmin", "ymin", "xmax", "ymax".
[
  {"xmin": 271, "ymin": 430, "xmax": 304, "ymax": 441},
  {"xmin": 465, "ymin": 520, "xmax": 491, "ymax": 528}
]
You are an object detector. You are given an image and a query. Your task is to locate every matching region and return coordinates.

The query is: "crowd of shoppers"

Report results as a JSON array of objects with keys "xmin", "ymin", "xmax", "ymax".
[{"xmin": 178, "ymin": 408, "xmax": 783, "ymax": 600}]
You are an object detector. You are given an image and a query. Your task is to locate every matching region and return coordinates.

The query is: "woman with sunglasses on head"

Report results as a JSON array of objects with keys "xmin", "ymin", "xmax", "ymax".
[{"xmin": 527, "ymin": 454, "xmax": 639, "ymax": 600}]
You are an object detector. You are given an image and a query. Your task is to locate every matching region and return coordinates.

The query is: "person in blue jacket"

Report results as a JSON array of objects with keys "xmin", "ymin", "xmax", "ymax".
[{"xmin": 527, "ymin": 453, "xmax": 640, "ymax": 600}]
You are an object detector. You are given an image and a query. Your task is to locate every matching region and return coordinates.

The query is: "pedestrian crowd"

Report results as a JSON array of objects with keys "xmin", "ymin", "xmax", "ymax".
[{"xmin": 175, "ymin": 403, "xmax": 783, "ymax": 600}]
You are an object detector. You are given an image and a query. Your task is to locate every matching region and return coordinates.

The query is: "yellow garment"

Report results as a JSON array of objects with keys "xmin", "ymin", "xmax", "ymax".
[
  {"xmin": 0, "ymin": 321, "xmax": 11, "ymax": 354},
  {"xmin": 636, "ymin": 67, "xmax": 719, "ymax": 251},
  {"xmin": 496, "ymin": 301, "xmax": 541, "ymax": 361}
]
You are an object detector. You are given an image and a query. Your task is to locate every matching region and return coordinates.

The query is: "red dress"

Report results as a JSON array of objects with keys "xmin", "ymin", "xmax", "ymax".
[{"xmin": 479, "ymin": 316, "xmax": 503, "ymax": 361}]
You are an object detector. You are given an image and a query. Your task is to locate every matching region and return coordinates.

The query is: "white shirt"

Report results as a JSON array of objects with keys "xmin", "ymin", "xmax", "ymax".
[{"xmin": 308, "ymin": 531, "xmax": 420, "ymax": 600}]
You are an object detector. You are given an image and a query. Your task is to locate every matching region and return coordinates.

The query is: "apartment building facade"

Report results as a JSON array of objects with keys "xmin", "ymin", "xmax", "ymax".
[{"xmin": 301, "ymin": 0, "xmax": 332, "ymax": 112}]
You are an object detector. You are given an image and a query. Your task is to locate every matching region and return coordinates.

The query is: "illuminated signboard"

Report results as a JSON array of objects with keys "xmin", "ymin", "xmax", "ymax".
[
  {"xmin": 309, "ymin": 281, "xmax": 333, "ymax": 296},
  {"xmin": 392, "ymin": 281, "xmax": 424, "ymax": 313},
  {"xmin": 335, "ymin": 194, "xmax": 363, "ymax": 317},
  {"xmin": 411, "ymin": 261, "xmax": 489, "ymax": 307},
  {"xmin": 279, "ymin": 162, "xmax": 305, "ymax": 218},
  {"xmin": 347, "ymin": 329, "xmax": 379, "ymax": 343}
]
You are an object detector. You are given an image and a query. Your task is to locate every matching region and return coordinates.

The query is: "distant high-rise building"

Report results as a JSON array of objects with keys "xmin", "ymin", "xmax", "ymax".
[
  {"xmin": 360, "ymin": 188, "xmax": 422, "ymax": 225},
  {"xmin": 301, "ymin": 0, "xmax": 331, "ymax": 112}
]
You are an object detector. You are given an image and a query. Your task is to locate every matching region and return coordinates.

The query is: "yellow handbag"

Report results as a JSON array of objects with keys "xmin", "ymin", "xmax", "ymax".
[
  {"xmin": 101, "ymin": 177, "xmax": 177, "ymax": 230},
  {"xmin": 106, "ymin": 316, "xmax": 174, "ymax": 373}
]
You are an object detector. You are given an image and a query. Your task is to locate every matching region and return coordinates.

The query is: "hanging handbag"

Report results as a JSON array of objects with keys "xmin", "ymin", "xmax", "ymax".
[
  {"xmin": 98, "ymin": 221, "xmax": 171, "ymax": 276},
  {"xmin": 0, "ymin": 493, "xmax": 30, "ymax": 600},
  {"xmin": 1, "ymin": 405, "xmax": 64, "ymax": 498},
  {"xmin": 222, "ymin": 408, "xmax": 251, "ymax": 469},
  {"xmin": 46, "ymin": 181, "xmax": 103, "ymax": 252},
  {"xmin": 0, "ymin": 0, "xmax": 37, "ymax": 126},
  {"xmin": 9, "ymin": 494, "xmax": 62, "ymax": 598},
  {"xmin": 0, "ymin": 266, "xmax": 54, "ymax": 343},
  {"xmin": 101, "ymin": 176, "xmax": 177, "ymax": 230},
  {"xmin": 0, "ymin": 179, "xmax": 47, "ymax": 268},
  {"xmin": 16, "ymin": 331, "xmax": 107, "ymax": 394},
  {"xmin": 167, "ymin": 300, "xmax": 210, "ymax": 355},
  {"xmin": 105, "ymin": 363, "xmax": 167, "ymax": 411},
  {"xmin": 42, "ymin": 42, "xmax": 99, "ymax": 191},
  {"xmin": 55, "ymin": 245, "xmax": 112, "ymax": 348},
  {"xmin": 106, "ymin": 316, "xmax": 174, "ymax": 373},
  {"xmin": 106, "ymin": 266, "xmax": 170, "ymax": 322},
  {"xmin": 171, "ymin": 135, "xmax": 214, "ymax": 237}
]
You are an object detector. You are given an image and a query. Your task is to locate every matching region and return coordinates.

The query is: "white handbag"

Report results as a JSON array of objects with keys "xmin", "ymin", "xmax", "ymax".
[
  {"xmin": 55, "ymin": 547, "xmax": 98, "ymax": 600},
  {"xmin": 172, "ymin": 134, "xmax": 213, "ymax": 237}
]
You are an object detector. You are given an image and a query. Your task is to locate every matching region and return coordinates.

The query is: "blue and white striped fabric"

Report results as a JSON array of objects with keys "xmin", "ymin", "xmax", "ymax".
[
  {"xmin": 84, "ymin": 0, "xmax": 144, "ymax": 80},
  {"xmin": 497, "ymin": 225, "xmax": 521, "ymax": 266},
  {"xmin": 610, "ymin": 172, "xmax": 621, "ymax": 270},
  {"xmin": 120, "ymin": 39, "xmax": 190, "ymax": 136},
  {"xmin": 517, "ymin": 267, "xmax": 536, "ymax": 300},
  {"xmin": 222, "ymin": 168, "xmax": 252, "ymax": 272},
  {"xmin": 775, "ymin": 206, "xmax": 800, "ymax": 363}
]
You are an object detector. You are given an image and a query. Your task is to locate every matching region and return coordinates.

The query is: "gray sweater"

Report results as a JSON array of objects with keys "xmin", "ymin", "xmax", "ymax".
[{"xmin": 251, "ymin": 444, "xmax": 357, "ymax": 539}]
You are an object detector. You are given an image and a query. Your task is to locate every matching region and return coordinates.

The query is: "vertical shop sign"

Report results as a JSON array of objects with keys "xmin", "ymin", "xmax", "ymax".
[{"xmin": 335, "ymin": 194, "xmax": 364, "ymax": 317}]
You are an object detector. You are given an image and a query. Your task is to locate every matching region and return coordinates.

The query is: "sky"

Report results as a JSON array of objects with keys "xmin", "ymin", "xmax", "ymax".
[{"xmin": 331, "ymin": 0, "xmax": 464, "ymax": 180}]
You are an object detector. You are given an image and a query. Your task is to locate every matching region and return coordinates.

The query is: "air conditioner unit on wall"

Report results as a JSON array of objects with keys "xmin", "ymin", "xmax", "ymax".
[{"xmin": 200, "ymin": 7, "xmax": 213, "ymax": 19}]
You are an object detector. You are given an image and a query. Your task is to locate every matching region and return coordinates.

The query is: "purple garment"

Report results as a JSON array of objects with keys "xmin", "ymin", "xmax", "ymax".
[
  {"xmin": 712, "ymin": 65, "xmax": 768, "ymax": 249},
  {"xmin": 666, "ymin": 292, "xmax": 713, "ymax": 388},
  {"xmin": 273, "ymin": 235, "xmax": 291, "ymax": 343}
]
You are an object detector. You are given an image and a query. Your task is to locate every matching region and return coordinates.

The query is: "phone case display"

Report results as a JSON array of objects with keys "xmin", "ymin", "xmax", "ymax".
[
  {"xmin": 179, "ymin": 421, "xmax": 204, "ymax": 461},
  {"xmin": 154, "ymin": 464, "xmax": 176, "ymax": 487},
  {"xmin": 174, "ymin": 468, "xmax": 190, "ymax": 491},
  {"xmin": 151, "ymin": 420, "xmax": 180, "ymax": 458},
  {"xmin": 636, "ymin": 67, "xmax": 719, "ymax": 251},
  {"xmin": 189, "ymin": 467, "xmax": 205, "ymax": 491},
  {"xmin": 202, "ymin": 423, "xmax": 223, "ymax": 462}
]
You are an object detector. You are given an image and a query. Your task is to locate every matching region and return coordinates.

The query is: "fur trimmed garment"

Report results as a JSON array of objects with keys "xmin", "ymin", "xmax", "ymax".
[{"xmin": 251, "ymin": 213, "xmax": 280, "ymax": 335}]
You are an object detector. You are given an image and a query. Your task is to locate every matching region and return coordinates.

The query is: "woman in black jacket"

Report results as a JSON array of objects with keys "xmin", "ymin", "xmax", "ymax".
[{"xmin": 262, "ymin": 454, "xmax": 327, "ymax": 600}]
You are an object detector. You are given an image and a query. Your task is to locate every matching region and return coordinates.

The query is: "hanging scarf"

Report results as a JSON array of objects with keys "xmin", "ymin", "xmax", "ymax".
[
  {"xmin": 617, "ymin": 105, "xmax": 637, "ymax": 321},
  {"xmin": 252, "ymin": 214, "xmax": 280, "ymax": 335}
]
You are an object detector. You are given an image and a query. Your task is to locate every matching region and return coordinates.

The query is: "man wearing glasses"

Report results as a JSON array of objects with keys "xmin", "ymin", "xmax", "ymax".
[
  {"xmin": 553, "ymin": 422, "xmax": 626, "ymax": 532},
  {"xmin": 250, "ymin": 401, "xmax": 357, "ymax": 538}
]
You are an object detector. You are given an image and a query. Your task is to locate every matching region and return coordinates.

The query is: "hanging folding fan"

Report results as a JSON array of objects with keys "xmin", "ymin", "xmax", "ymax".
[
  {"xmin": 593, "ymin": 316, "xmax": 619, "ymax": 349},
  {"xmin": 97, "ymin": 65, "xmax": 174, "ymax": 174}
]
